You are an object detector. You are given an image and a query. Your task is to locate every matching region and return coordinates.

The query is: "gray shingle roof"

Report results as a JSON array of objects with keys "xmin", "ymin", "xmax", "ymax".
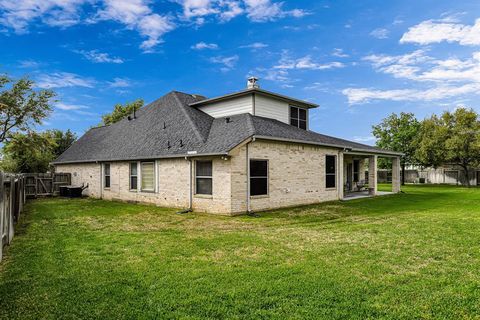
[{"xmin": 53, "ymin": 91, "xmax": 400, "ymax": 164}]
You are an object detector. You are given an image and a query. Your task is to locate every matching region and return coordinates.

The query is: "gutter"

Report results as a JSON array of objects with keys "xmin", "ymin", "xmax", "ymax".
[{"xmin": 252, "ymin": 135, "xmax": 404, "ymax": 157}]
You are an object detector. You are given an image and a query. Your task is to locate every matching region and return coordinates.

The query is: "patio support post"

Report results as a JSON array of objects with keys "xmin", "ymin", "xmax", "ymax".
[
  {"xmin": 338, "ymin": 152, "xmax": 344, "ymax": 200},
  {"xmin": 368, "ymin": 155, "xmax": 377, "ymax": 196},
  {"xmin": 392, "ymin": 156, "xmax": 401, "ymax": 193}
]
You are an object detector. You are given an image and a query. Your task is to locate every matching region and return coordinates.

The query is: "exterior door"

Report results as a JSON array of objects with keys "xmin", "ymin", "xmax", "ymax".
[
  {"xmin": 444, "ymin": 170, "xmax": 459, "ymax": 185},
  {"xmin": 346, "ymin": 163, "xmax": 353, "ymax": 191}
]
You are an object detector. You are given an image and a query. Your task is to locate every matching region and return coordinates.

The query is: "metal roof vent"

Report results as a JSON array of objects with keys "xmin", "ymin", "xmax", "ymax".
[{"xmin": 247, "ymin": 76, "xmax": 259, "ymax": 89}]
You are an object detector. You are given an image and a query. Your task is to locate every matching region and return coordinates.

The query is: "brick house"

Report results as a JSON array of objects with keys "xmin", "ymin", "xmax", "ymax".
[{"xmin": 53, "ymin": 78, "xmax": 402, "ymax": 215}]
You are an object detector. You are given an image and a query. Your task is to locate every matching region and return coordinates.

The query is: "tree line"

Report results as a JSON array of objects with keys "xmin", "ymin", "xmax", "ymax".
[
  {"xmin": 0, "ymin": 74, "xmax": 143, "ymax": 173},
  {"xmin": 373, "ymin": 108, "xmax": 480, "ymax": 186}
]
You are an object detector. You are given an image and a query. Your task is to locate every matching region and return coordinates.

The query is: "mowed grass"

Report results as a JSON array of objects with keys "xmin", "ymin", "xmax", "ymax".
[{"xmin": 1, "ymin": 185, "xmax": 480, "ymax": 319}]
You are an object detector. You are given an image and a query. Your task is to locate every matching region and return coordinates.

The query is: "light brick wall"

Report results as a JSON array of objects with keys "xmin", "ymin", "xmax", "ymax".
[
  {"xmin": 55, "ymin": 163, "xmax": 101, "ymax": 198},
  {"xmin": 55, "ymin": 158, "xmax": 232, "ymax": 214},
  {"xmin": 56, "ymin": 140, "xmax": 346, "ymax": 215},
  {"xmin": 230, "ymin": 140, "xmax": 341, "ymax": 213}
]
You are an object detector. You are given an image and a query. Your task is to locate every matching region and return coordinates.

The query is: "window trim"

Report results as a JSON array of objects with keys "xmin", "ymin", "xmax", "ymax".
[
  {"xmin": 325, "ymin": 155, "xmax": 337, "ymax": 189},
  {"xmin": 140, "ymin": 161, "xmax": 156, "ymax": 192},
  {"xmin": 289, "ymin": 105, "xmax": 308, "ymax": 130},
  {"xmin": 195, "ymin": 160, "xmax": 213, "ymax": 195},
  {"xmin": 103, "ymin": 163, "xmax": 111, "ymax": 189},
  {"xmin": 249, "ymin": 159, "xmax": 269, "ymax": 197},
  {"xmin": 129, "ymin": 162, "xmax": 138, "ymax": 191}
]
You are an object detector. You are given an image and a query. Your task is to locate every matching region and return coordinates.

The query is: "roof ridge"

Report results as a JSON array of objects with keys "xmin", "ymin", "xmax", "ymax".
[
  {"xmin": 171, "ymin": 91, "xmax": 209, "ymax": 143},
  {"xmin": 245, "ymin": 112, "xmax": 256, "ymax": 136}
]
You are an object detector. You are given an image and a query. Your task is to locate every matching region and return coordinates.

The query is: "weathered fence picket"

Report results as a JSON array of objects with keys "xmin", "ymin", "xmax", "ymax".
[
  {"xmin": 24, "ymin": 173, "xmax": 71, "ymax": 198},
  {"xmin": 0, "ymin": 173, "xmax": 26, "ymax": 262}
]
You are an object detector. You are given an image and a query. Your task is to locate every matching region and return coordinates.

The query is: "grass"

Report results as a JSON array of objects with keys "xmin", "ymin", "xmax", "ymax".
[{"xmin": 1, "ymin": 185, "xmax": 480, "ymax": 319}]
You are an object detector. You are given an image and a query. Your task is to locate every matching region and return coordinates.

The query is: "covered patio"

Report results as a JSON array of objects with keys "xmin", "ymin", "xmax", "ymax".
[{"xmin": 339, "ymin": 151, "xmax": 401, "ymax": 200}]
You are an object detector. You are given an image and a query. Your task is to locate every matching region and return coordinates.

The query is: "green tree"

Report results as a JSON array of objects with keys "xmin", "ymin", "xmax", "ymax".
[
  {"xmin": 0, "ymin": 75, "xmax": 55, "ymax": 142},
  {"xmin": 1, "ymin": 131, "xmax": 56, "ymax": 173},
  {"xmin": 416, "ymin": 108, "xmax": 480, "ymax": 186},
  {"xmin": 0, "ymin": 129, "xmax": 77, "ymax": 173},
  {"xmin": 50, "ymin": 129, "xmax": 77, "ymax": 157},
  {"xmin": 101, "ymin": 99, "xmax": 143, "ymax": 126},
  {"xmin": 372, "ymin": 112, "xmax": 421, "ymax": 185}
]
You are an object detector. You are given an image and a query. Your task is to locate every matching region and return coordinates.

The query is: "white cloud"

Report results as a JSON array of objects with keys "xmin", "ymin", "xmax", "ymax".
[
  {"xmin": 370, "ymin": 28, "xmax": 389, "ymax": 39},
  {"xmin": 348, "ymin": 50, "xmax": 480, "ymax": 104},
  {"xmin": 74, "ymin": 50, "xmax": 124, "ymax": 63},
  {"xmin": 36, "ymin": 72, "xmax": 95, "ymax": 88},
  {"xmin": 0, "ymin": 0, "xmax": 87, "ymax": 33},
  {"xmin": 108, "ymin": 77, "xmax": 132, "ymax": 88},
  {"xmin": 332, "ymin": 48, "xmax": 349, "ymax": 58},
  {"xmin": 18, "ymin": 60, "xmax": 41, "ymax": 68},
  {"xmin": 56, "ymin": 103, "xmax": 89, "ymax": 110},
  {"xmin": 244, "ymin": 0, "xmax": 308, "ymax": 22},
  {"xmin": 209, "ymin": 55, "xmax": 238, "ymax": 71},
  {"xmin": 240, "ymin": 42, "xmax": 268, "ymax": 49},
  {"xmin": 400, "ymin": 18, "xmax": 480, "ymax": 46},
  {"xmin": 176, "ymin": 0, "xmax": 307, "ymax": 23},
  {"xmin": 95, "ymin": 0, "xmax": 175, "ymax": 51},
  {"xmin": 343, "ymin": 84, "xmax": 480, "ymax": 105},
  {"xmin": 191, "ymin": 41, "xmax": 218, "ymax": 50},
  {"xmin": 353, "ymin": 135, "xmax": 376, "ymax": 143},
  {"xmin": 274, "ymin": 53, "xmax": 345, "ymax": 71}
]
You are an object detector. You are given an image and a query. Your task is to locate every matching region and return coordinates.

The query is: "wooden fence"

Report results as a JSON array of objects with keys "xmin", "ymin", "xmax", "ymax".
[
  {"xmin": 25, "ymin": 173, "xmax": 71, "ymax": 198},
  {"xmin": 0, "ymin": 173, "xmax": 26, "ymax": 262}
]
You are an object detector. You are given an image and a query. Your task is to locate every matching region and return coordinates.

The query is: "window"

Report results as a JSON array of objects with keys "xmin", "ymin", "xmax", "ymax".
[
  {"xmin": 353, "ymin": 160, "xmax": 360, "ymax": 182},
  {"xmin": 325, "ymin": 155, "xmax": 336, "ymax": 188},
  {"xmin": 104, "ymin": 163, "xmax": 110, "ymax": 188},
  {"xmin": 290, "ymin": 106, "xmax": 307, "ymax": 130},
  {"xmin": 195, "ymin": 160, "xmax": 212, "ymax": 195},
  {"xmin": 250, "ymin": 160, "xmax": 268, "ymax": 196},
  {"xmin": 141, "ymin": 162, "xmax": 155, "ymax": 191},
  {"xmin": 130, "ymin": 162, "xmax": 138, "ymax": 190}
]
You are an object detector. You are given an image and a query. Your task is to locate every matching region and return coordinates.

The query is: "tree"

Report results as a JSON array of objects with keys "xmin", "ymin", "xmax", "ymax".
[
  {"xmin": 0, "ymin": 129, "xmax": 77, "ymax": 173},
  {"xmin": 101, "ymin": 99, "xmax": 143, "ymax": 126},
  {"xmin": 416, "ymin": 108, "xmax": 480, "ymax": 187},
  {"xmin": 50, "ymin": 129, "xmax": 77, "ymax": 157},
  {"xmin": 372, "ymin": 112, "xmax": 421, "ymax": 185},
  {"xmin": 1, "ymin": 131, "xmax": 56, "ymax": 173},
  {"xmin": 0, "ymin": 75, "xmax": 55, "ymax": 142}
]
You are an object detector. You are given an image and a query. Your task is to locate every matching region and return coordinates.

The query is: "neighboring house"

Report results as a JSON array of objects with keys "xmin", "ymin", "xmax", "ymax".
[
  {"xmin": 53, "ymin": 78, "xmax": 402, "ymax": 215},
  {"xmin": 404, "ymin": 165, "xmax": 480, "ymax": 186}
]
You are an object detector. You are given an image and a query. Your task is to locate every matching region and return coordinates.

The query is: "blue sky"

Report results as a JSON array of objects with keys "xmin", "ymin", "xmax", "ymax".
[{"xmin": 1, "ymin": 0, "xmax": 480, "ymax": 145}]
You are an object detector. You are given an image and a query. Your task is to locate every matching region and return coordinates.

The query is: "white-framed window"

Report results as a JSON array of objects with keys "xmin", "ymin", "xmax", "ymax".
[
  {"xmin": 325, "ymin": 155, "xmax": 336, "ymax": 188},
  {"xmin": 130, "ymin": 162, "xmax": 138, "ymax": 190},
  {"xmin": 195, "ymin": 160, "xmax": 212, "ymax": 195},
  {"xmin": 104, "ymin": 163, "xmax": 111, "ymax": 189},
  {"xmin": 290, "ymin": 105, "xmax": 307, "ymax": 130},
  {"xmin": 250, "ymin": 159, "xmax": 268, "ymax": 196},
  {"xmin": 141, "ymin": 162, "xmax": 155, "ymax": 192}
]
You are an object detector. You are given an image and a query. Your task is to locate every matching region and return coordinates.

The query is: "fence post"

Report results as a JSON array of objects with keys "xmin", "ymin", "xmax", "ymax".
[{"xmin": 7, "ymin": 175, "xmax": 14, "ymax": 245}]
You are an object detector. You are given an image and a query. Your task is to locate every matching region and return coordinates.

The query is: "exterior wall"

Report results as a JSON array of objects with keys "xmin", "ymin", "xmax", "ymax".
[
  {"xmin": 230, "ymin": 140, "xmax": 341, "ymax": 213},
  {"xmin": 197, "ymin": 95, "xmax": 252, "ymax": 118},
  {"xmin": 254, "ymin": 94, "xmax": 290, "ymax": 124},
  {"xmin": 55, "ymin": 158, "xmax": 232, "ymax": 215},
  {"xmin": 55, "ymin": 163, "xmax": 101, "ymax": 198}
]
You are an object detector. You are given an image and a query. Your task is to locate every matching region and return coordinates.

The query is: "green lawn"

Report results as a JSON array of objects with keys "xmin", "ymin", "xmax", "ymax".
[{"xmin": 1, "ymin": 185, "xmax": 480, "ymax": 319}]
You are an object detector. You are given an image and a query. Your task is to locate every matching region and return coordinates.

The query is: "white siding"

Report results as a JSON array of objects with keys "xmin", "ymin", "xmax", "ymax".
[
  {"xmin": 198, "ymin": 95, "xmax": 252, "ymax": 118},
  {"xmin": 254, "ymin": 94, "xmax": 290, "ymax": 124}
]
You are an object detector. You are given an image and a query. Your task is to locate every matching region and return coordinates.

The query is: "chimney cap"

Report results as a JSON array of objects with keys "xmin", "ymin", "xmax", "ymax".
[{"xmin": 247, "ymin": 76, "xmax": 259, "ymax": 89}]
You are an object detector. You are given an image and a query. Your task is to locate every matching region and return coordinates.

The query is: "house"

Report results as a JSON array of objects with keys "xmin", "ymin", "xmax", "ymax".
[
  {"xmin": 403, "ymin": 165, "xmax": 480, "ymax": 186},
  {"xmin": 53, "ymin": 78, "xmax": 402, "ymax": 215}
]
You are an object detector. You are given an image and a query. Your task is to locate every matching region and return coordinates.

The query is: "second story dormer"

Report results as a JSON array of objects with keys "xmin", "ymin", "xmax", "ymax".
[{"xmin": 189, "ymin": 77, "xmax": 318, "ymax": 130}]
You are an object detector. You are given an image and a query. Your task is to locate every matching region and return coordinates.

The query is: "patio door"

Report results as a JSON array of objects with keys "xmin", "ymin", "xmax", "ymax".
[{"xmin": 346, "ymin": 163, "xmax": 353, "ymax": 191}]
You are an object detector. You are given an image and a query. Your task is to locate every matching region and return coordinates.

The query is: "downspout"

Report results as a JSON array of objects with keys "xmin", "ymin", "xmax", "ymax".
[
  {"xmin": 188, "ymin": 157, "xmax": 193, "ymax": 211},
  {"xmin": 246, "ymin": 136, "xmax": 255, "ymax": 213}
]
